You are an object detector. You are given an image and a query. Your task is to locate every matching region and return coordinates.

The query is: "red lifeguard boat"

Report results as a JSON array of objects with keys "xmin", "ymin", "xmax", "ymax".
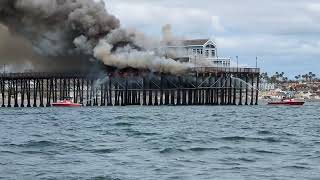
[
  {"xmin": 268, "ymin": 99, "xmax": 305, "ymax": 106},
  {"xmin": 52, "ymin": 97, "xmax": 82, "ymax": 107}
]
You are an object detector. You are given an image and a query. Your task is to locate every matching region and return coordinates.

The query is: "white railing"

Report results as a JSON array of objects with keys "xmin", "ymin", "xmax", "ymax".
[{"xmin": 191, "ymin": 67, "xmax": 260, "ymax": 73}]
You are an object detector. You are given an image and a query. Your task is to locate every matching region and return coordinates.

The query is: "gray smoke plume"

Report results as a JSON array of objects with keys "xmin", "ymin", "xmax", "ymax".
[
  {"xmin": 94, "ymin": 40, "xmax": 191, "ymax": 74},
  {"xmin": 0, "ymin": 0, "xmax": 191, "ymax": 74},
  {"xmin": 162, "ymin": 24, "xmax": 173, "ymax": 43},
  {"xmin": 0, "ymin": 24, "xmax": 99, "ymax": 72},
  {"xmin": 0, "ymin": 0, "xmax": 119, "ymax": 56}
]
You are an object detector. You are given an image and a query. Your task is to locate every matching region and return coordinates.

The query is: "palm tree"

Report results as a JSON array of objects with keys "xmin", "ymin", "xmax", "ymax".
[
  {"xmin": 271, "ymin": 72, "xmax": 280, "ymax": 83},
  {"xmin": 276, "ymin": 72, "xmax": 285, "ymax": 82},
  {"xmin": 260, "ymin": 72, "xmax": 270, "ymax": 82},
  {"xmin": 270, "ymin": 76, "xmax": 277, "ymax": 83},
  {"xmin": 308, "ymin": 72, "xmax": 316, "ymax": 82},
  {"xmin": 302, "ymin": 74, "xmax": 308, "ymax": 82},
  {"xmin": 280, "ymin": 72, "xmax": 286, "ymax": 82},
  {"xmin": 294, "ymin": 75, "xmax": 301, "ymax": 82}
]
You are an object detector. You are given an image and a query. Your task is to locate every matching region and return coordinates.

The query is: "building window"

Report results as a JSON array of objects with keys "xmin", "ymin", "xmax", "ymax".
[
  {"xmin": 197, "ymin": 49, "xmax": 201, "ymax": 54},
  {"xmin": 211, "ymin": 50, "xmax": 215, "ymax": 57},
  {"xmin": 205, "ymin": 50, "xmax": 209, "ymax": 57},
  {"xmin": 200, "ymin": 49, "xmax": 203, "ymax": 54},
  {"xmin": 206, "ymin": 44, "xmax": 215, "ymax": 48},
  {"xmin": 193, "ymin": 49, "xmax": 196, "ymax": 54}
]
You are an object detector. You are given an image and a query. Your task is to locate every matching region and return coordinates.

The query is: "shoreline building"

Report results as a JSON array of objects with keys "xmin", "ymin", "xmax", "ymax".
[{"xmin": 162, "ymin": 39, "xmax": 231, "ymax": 67}]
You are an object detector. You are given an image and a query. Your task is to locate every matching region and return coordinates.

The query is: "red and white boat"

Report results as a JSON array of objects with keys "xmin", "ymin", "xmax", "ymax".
[
  {"xmin": 52, "ymin": 98, "xmax": 82, "ymax": 107},
  {"xmin": 268, "ymin": 99, "xmax": 305, "ymax": 106}
]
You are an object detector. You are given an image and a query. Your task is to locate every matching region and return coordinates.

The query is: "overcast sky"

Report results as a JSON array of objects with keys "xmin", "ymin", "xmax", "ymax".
[{"xmin": 106, "ymin": 0, "xmax": 320, "ymax": 77}]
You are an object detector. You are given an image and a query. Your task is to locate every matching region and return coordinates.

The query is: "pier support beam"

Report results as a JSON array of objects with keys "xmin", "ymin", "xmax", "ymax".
[
  {"xmin": 250, "ymin": 74, "xmax": 254, "ymax": 105},
  {"xmin": 245, "ymin": 75, "xmax": 249, "ymax": 106},
  {"xmin": 255, "ymin": 74, "xmax": 260, "ymax": 105},
  {"xmin": 233, "ymin": 75, "xmax": 237, "ymax": 105},
  {"xmin": 1, "ymin": 79, "xmax": 5, "ymax": 107},
  {"xmin": 238, "ymin": 75, "xmax": 243, "ymax": 106},
  {"xmin": 14, "ymin": 79, "xmax": 19, "ymax": 107},
  {"xmin": 142, "ymin": 78, "xmax": 147, "ymax": 106}
]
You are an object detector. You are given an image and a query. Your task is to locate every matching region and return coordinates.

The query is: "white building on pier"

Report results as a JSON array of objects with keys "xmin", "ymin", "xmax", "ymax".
[{"xmin": 162, "ymin": 39, "xmax": 231, "ymax": 67}]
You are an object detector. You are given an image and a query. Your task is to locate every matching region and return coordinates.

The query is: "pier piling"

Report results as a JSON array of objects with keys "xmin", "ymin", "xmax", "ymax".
[{"xmin": 0, "ymin": 67, "xmax": 259, "ymax": 107}]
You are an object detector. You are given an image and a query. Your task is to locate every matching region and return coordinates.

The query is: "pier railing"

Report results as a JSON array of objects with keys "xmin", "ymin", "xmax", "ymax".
[
  {"xmin": 192, "ymin": 67, "xmax": 260, "ymax": 73},
  {"xmin": 0, "ymin": 72, "xmax": 99, "ymax": 79},
  {"xmin": 0, "ymin": 67, "xmax": 260, "ymax": 79}
]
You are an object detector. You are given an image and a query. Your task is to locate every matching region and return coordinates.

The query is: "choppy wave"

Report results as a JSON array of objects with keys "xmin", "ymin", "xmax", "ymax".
[
  {"xmin": 159, "ymin": 147, "xmax": 218, "ymax": 154},
  {"xmin": 91, "ymin": 148, "xmax": 118, "ymax": 154},
  {"xmin": 114, "ymin": 122, "xmax": 134, "ymax": 127},
  {"xmin": 8, "ymin": 140, "xmax": 58, "ymax": 148},
  {"xmin": 219, "ymin": 136, "xmax": 281, "ymax": 143}
]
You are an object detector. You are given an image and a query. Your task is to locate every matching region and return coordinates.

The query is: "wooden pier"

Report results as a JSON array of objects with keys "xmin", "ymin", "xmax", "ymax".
[{"xmin": 0, "ymin": 67, "xmax": 260, "ymax": 107}]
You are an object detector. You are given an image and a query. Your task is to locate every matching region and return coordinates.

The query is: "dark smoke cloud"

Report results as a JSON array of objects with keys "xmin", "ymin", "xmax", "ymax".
[
  {"xmin": 0, "ymin": 0, "xmax": 192, "ymax": 74},
  {"xmin": 0, "ymin": 24, "xmax": 36, "ymax": 62},
  {"xmin": 0, "ymin": 0, "xmax": 120, "ymax": 56},
  {"xmin": 0, "ymin": 24, "xmax": 98, "ymax": 72}
]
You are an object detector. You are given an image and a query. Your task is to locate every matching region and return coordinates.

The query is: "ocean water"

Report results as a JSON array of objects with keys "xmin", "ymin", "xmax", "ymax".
[{"xmin": 0, "ymin": 103, "xmax": 320, "ymax": 180}]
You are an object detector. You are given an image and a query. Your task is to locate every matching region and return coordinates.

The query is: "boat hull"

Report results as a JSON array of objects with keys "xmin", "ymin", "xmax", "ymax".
[
  {"xmin": 52, "ymin": 103, "xmax": 82, "ymax": 107},
  {"xmin": 267, "ymin": 101, "xmax": 305, "ymax": 106}
]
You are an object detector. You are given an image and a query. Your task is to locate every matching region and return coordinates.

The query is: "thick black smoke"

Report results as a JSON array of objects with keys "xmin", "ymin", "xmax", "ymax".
[
  {"xmin": 0, "ymin": 0, "xmax": 120, "ymax": 56},
  {"xmin": 0, "ymin": 0, "xmax": 191, "ymax": 74}
]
